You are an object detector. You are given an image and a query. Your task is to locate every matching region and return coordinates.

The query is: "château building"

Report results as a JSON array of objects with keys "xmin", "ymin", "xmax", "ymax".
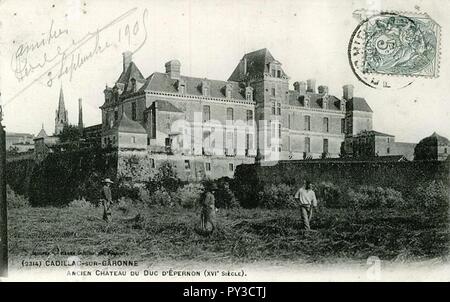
[{"xmin": 99, "ymin": 49, "xmax": 401, "ymax": 179}]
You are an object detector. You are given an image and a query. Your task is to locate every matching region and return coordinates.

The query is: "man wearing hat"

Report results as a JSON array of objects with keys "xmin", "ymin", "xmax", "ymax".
[{"xmin": 102, "ymin": 179, "xmax": 114, "ymax": 222}]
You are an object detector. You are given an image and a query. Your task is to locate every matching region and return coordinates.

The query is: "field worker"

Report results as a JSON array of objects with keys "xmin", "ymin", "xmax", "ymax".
[
  {"xmin": 102, "ymin": 178, "xmax": 114, "ymax": 222},
  {"xmin": 200, "ymin": 184, "xmax": 217, "ymax": 235},
  {"xmin": 294, "ymin": 180, "xmax": 318, "ymax": 231}
]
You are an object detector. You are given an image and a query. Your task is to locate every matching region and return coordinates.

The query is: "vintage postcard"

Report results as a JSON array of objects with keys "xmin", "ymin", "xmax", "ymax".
[{"xmin": 0, "ymin": 0, "xmax": 449, "ymax": 284}]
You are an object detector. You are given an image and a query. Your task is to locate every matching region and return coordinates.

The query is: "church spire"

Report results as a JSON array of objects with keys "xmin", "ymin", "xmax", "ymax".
[{"xmin": 55, "ymin": 84, "xmax": 69, "ymax": 135}]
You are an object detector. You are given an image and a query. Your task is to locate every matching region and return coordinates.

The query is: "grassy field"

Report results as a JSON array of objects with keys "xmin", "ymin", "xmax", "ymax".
[{"xmin": 8, "ymin": 203, "xmax": 449, "ymax": 263}]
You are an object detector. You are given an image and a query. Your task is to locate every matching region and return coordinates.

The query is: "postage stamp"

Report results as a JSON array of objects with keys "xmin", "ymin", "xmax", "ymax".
[
  {"xmin": 348, "ymin": 11, "xmax": 441, "ymax": 89},
  {"xmin": 363, "ymin": 13, "xmax": 440, "ymax": 77}
]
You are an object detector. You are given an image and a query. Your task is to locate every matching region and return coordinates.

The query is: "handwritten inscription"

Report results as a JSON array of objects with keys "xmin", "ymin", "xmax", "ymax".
[{"xmin": 6, "ymin": 7, "xmax": 148, "ymax": 106}]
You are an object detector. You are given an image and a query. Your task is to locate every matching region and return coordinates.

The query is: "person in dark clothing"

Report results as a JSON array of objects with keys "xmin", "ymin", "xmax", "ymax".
[{"xmin": 102, "ymin": 179, "xmax": 114, "ymax": 222}]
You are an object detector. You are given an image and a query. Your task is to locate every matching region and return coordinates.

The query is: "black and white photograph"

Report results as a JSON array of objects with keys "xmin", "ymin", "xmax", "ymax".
[{"xmin": 0, "ymin": 0, "xmax": 449, "ymax": 284}]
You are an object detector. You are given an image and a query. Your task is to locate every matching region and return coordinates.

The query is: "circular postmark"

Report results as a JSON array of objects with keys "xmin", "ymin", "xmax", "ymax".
[{"xmin": 348, "ymin": 12, "xmax": 439, "ymax": 89}]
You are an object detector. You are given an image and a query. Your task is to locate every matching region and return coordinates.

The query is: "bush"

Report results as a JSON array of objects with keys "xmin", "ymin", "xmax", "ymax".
[
  {"xmin": 348, "ymin": 186, "xmax": 405, "ymax": 209},
  {"xmin": 116, "ymin": 182, "xmax": 140, "ymax": 200},
  {"xmin": 145, "ymin": 162, "xmax": 182, "ymax": 194},
  {"xmin": 68, "ymin": 198, "xmax": 95, "ymax": 209},
  {"xmin": 171, "ymin": 183, "xmax": 204, "ymax": 208},
  {"xmin": 414, "ymin": 181, "xmax": 449, "ymax": 210},
  {"xmin": 315, "ymin": 182, "xmax": 347, "ymax": 208},
  {"xmin": 7, "ymin": 185, "xmax": 31, "ymax": 209},
  {"xmin": 215, "ymin": 178, "xmax": 239, "ymax": 209},
  {"xmin": 258, "ymin": 184, "xmax": 297, "ymax": 209},
  {"xmin": 145, "ymin": 188, "xmax": 173, "ymax": 206}
]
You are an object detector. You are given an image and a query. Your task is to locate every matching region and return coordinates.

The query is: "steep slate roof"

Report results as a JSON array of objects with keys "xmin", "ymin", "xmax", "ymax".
[
  {"xmin": 228, "ymin": 48, "xmax": 288, "ymax": 82},
  {"xmin": 115, "ymin": 112, "xmax": 146, "ymax": 134},
  {"xmin": 288, "ymin": 90, "xmax": 343, "ymax": 111},
  {"xmin": 155, "ymin": 100, "xmax": 183, "ymax": 113},
  {"xmin": 365, "ymin": 130, "xmax": 394, "ymax": 137},
  {"xmin": 34, "ymin": 128, "xmax": 48, "ymax": 140},
  {"xmin": 346, "ymin": 97, "xmax": 373, "ymax": 112},
  {"xmin": 116, "ymin": 62, "xmax": 146, "ymax": 85},
  {"xmin": 139, "ymin": 72, "xmax": 247, "ymax": 101},
  {"xmin": 418, "ymin": 132, "xmax": 450, "ymax": 146}
]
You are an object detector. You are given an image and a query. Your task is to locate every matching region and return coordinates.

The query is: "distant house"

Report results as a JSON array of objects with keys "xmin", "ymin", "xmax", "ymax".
[
  {"xmin": 33, "ymin": 127, "xmax": 59, "ymax": 162},
  {"xmin": 414, "ymin": 132, "xmax": 449, "ymax": 161},
  {"xmin": 5, "ymin": 132, "xmax": 34, "ymax": 152},
  {"xmin": 344, "ymin": 130, "xmax": 416, "ymax": 160}
]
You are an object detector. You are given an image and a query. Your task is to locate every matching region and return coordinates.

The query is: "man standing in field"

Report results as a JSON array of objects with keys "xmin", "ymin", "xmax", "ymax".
[
  {"xmin": 102, "ymin": 179, "xmax": 114, "ymax": 222},
  {"xmin": 294, "ymin": 180, "xmax": 318, "ymax": 231},
  {"xmin": 200, "ymin": 184, "xmax": 217, "ymax": 235}
]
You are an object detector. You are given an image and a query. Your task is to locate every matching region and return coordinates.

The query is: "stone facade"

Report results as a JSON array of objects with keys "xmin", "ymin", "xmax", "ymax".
[
  {"xmin": 345, "ymin": 130, "xmax": 416, "ymax": 160},
  {"xmin": 100, "ymin": 49, "xmax": 377, "ymax": 179},
  {"xmin": 414, "ymin": 132, "xmax": 449, "ymax": 161}
]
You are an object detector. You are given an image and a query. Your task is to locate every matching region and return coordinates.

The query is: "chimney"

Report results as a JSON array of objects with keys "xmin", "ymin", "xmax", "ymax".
[
  {"xmin": 165, "ymin": 60, "xmax": 181, "ymax": 80},
  {"xmin": 78, "ymin": 98, "xmax": 83, "ymax": 130},
  {"xmin": 122, "ymin": 51, "xmax": 133, "ymax": 72},
  {"xmin": 306, "ymin": 79, "xmax": 316, "ymax": 93},
  {"xmin": 293, "ymin": 81, "xmax": 307, "ymax": 94},
  {"xmin": 343, "ymin": 84, "xmax": 354, "ymax": 100},
  {"xmin": 318, "ymin": 85, "xmax": 328, "ymax": 94}
]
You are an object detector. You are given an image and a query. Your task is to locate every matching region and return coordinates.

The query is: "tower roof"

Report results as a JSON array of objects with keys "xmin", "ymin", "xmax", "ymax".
[
  {"xmin": 57, "ymin": 86, "xmax": 66, "ymax": 116},
  {"xmin": 418, "ymin": 132, "xmax": 450, "ymax": 146},
  {"xmin": 115, "ymin": 112, "xmax": 147, "ymax": 134},
  {"xmin": 228, "ymin": 48, "xmax": 287, "ymax": 82}
]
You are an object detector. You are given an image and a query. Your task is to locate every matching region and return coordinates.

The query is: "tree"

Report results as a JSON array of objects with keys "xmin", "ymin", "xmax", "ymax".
[{"xmin": 58, "ymin": 125, "xmax": 82, "ymax": 143}]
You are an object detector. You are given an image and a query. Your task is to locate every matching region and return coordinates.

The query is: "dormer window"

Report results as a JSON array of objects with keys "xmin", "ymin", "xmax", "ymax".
[
  {"xmin": 323, "ymin": 99, "xmax": 328, "ymax": 109},
  {"xmin": 341, "ymin": 101, "xmax": 346, "ymax": 112},
  {"xmin": 201, "ymin": 80, "xmax": 210, "ymax": 96},
  {"xmin": 225, "ymin": 83, "xmax": 232, "ymax": 98},
  {"xmin": 245, "ymin": 86, "xmax": 253, "ymax": 101},
  {"xmin": 177, "ymin": 79, "xmax": 186, "ymax": 94},
  {"xmin": 304, "ymin": 98, "xmax": 309, "ymax": 107}
]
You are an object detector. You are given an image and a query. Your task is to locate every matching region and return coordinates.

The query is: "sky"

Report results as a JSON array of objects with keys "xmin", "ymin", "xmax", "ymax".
[{"xmin": 0, "ymin": 0, "xmax": 449, "ymax": 143}]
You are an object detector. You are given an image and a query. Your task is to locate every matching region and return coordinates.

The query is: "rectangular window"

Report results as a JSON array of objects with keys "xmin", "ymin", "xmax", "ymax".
[
  {"xmin": 203, "ymin": 131, "xmax": 210, "ymax": 148},
  {"xmin": 272, "ymin": 69, "xmax": 276, "ymax": 77},
  {"xmin": 305, "ymin": 137, "xmax": 311, "ymax": 153},
  {"xmin": 114, "ymin": 109, "xmax": 119, "ymax": 121},
  {"xmin": 184, "ymin": 160, "xmax": 190, "ymax": 170},
  {"xmin": 131, "ymin": 102, "xmax": 137, "ymax": 121},
  {"xmin": 271, "ymin": 88, "xmax": 276, "ymax": 97},
  {"xmin": 205, "ymin": 162, "xmax": 211, "ymax": 171},
  {"xmin": 304, "ymin": 116, "xmax": 311, "ymax": 131},
  {"xmin": 229, "ymin": 163, "xmax": 234, "ymax": 172},
  {"xmin": 246, "ymin": 91, "xmax": 252, "ymax": 101},
  {"xmin": 246, "ymin": 133, "xmax": 253, "ymax": 150},
  {"xmin": 271, "ymin": 102, "xmax": 276, "ymax": 115},
  {"xmin": 277, "ymin": 70, "xmax": 281, "ymax": 78},
  {"xmin": 387, "ymin": 147, "xmax": 390, "ymax": 154},
  {"xmin": 288, "ymin": 114, "xmax": 291, "ymax": 129},
  {"xmin": 147, "ymin": 137, "xmax": 150, "ymax": 145},
  {"xmin": 323, "ymin": 117, "xmax": 329, "ymax": 133},
  {"xmin": 246, "ymin": 110, "xmax": 253, "ymax": 122},
  {"xmin": 203, "ymin": 105, "xmax": 210, "ymax": 121},
  {"xmin": 444, "ymin": 148, "xmax": 447, "ymax": 154},
  {"xmin": 323, "ymin": 138, "xmax": 329, "ymax": 154},
  {"xmin": 277, "ymin": 103, "xmax": 281, "ymax": 115},
  {"xmin": 341, "ymin": 119, "xmax": 345, "ymax": 134},
  {"xmin": 226, "ymin": 108, "xmax": 234, "ymax": 121},
  {"xmin": 278, "ymin": 123, "xmax": 282, "ymax": 138},
  {"xmin": 150, "ymin": 158, "xmax": 155, "ymax": 168},
  {"xmin": 131, "ymin": 136, "xmax": 136, "ymax": 143}
]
